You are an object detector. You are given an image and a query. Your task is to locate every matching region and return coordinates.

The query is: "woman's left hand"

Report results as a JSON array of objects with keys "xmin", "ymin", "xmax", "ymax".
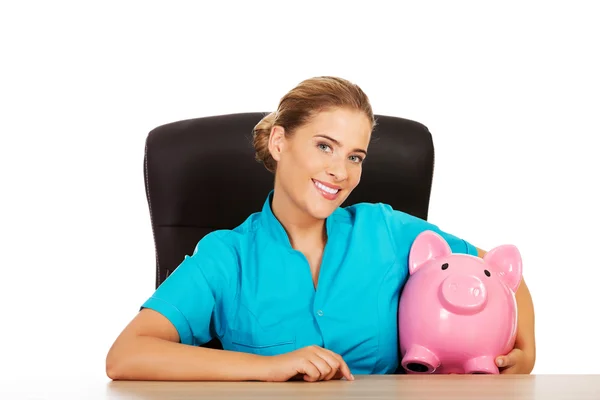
[{"xmin": 496, "ymin": 348, "xmax": 535, "ymax": 374}]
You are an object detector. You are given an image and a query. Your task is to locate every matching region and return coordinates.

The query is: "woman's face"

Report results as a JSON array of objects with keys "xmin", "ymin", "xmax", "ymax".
[{"xmin": 269, "ymin": 107, "xmax": 372, "ymax": 221}]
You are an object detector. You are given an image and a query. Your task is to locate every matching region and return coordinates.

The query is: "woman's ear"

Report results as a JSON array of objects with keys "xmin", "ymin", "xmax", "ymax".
[{"xmin": 268, "ymin": 126, "xmax": 286, "ymax": 162}]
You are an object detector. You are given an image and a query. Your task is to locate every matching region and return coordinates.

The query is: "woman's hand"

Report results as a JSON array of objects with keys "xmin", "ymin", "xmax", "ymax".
[
  {"xmin": 260, "ymin": 345, "xmax": 354, "ymax": 382},
  {"xmin": 496, "ymin": 347, "xmax": 535, "ymax": 374}
]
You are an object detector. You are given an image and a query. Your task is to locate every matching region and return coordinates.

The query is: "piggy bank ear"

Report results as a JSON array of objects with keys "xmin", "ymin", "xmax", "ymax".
[
  {"xmin": 483, "ymin": 245, "xmax": 523, "ymax": 292},
  {"xmin": 409, "ymin": 230, "xmax": 452, "ymax": 275}
]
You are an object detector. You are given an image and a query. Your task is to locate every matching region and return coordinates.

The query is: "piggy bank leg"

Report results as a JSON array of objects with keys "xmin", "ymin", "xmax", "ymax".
[
  {"xmin": 401, "ymin": 345, "xmax": 440, "ymax": 373},
  {"xmin": 463, "ymin": 356, "xmax": 499, "ymax": 374}
]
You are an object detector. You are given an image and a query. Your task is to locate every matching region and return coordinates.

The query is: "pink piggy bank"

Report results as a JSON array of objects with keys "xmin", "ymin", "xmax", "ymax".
[{"xmin": 398, "ymin": 230, "xmax": 522, "ymax": 374}]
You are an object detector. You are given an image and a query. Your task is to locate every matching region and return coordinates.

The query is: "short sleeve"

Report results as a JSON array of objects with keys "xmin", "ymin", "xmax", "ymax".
[
  {"xmin": 140, "ymin": 233, "xmax": 232, "ymax": 346},
  {"xmin": 380, "ymin": 203, "xmax": 478, "ymax": 257}
]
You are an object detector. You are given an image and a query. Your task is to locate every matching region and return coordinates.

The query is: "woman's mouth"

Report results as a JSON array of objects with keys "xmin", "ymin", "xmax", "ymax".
[{"xmin": 312, "ymin": 179, "xmax": 341, "ymax": 200}]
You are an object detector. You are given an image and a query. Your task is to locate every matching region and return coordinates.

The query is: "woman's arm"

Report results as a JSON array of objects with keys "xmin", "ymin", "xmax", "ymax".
[
  {"xmin": 513, "ymin": 277, "xmax": 536, "ymax": 363},
  {"xmin": 106, "ymin": 308, "xmax": 266, "ymax": 381},
  {"xmin": 106, "ymin": 308, "xmax": 353, "ymax": 382},
  {"xmin": 105, "ymin": 232, "xmax": 271, "ymax": 381},
  {"xmin": 477, "ymin": 247, "xmax": 536, "ymax": 373}
]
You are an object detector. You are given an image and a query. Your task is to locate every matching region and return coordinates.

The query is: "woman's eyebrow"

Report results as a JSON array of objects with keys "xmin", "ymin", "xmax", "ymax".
[{"xmin": 314, "ymin": 134, "xmax": 368, "ymax": 156}]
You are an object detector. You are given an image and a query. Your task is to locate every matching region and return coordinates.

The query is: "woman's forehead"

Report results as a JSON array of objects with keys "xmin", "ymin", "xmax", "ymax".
[{"xmin": 299, "ymin": 109, "xmax": 372, "ymax": 145}]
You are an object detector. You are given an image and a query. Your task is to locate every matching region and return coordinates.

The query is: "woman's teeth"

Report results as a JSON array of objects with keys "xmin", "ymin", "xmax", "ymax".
[{"xmin": 314, "ymin": 180, "xmax": 339, "ymax": 194}]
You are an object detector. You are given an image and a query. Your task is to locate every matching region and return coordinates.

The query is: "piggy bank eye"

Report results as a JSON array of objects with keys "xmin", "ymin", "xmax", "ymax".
[
  {"xmin": 441, "ymin": 263, "xmax": 449, "ymax": 270},
  {"xmin": 484, "ymin": 269, "xmax": 491, "ymax": 277}
]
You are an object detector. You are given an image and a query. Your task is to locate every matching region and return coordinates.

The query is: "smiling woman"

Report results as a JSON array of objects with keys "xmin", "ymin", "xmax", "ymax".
[{"xmin": 105, "ymin": 76, "xmax": 536, "ymax": 382}]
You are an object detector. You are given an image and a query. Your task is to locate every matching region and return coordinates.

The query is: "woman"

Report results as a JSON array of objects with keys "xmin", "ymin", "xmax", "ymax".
[{"xmin": 106, "ymin": 76, "xmax": 536, "ymax": 382}]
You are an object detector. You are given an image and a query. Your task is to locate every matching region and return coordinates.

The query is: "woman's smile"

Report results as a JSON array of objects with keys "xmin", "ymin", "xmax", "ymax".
[{"xmin": 312, "ymin": 178, "xmax": 341, "ymax": 200}]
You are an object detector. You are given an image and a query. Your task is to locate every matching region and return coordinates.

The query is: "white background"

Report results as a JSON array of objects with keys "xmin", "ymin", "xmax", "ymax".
[{"xmin": 2, "ymin": 0, "xmax": 599, "ymax": 386}]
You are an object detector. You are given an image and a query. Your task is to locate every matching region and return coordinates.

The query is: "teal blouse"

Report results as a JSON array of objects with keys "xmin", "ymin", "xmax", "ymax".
[{"xmin": 142, "ymin": 191, "xmax": 477, "ymax": 374}]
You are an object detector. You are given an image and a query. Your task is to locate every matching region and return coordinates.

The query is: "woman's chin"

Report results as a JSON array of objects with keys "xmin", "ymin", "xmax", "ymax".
[{"xmin": 306, "ymin": 197, "xmax": 343, "ymax": 219}]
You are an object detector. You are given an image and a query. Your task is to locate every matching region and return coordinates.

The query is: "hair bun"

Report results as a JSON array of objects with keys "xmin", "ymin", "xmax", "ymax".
[{"xmin": 252, "ymin": 112, "xmax": 277, "ymax": 173}]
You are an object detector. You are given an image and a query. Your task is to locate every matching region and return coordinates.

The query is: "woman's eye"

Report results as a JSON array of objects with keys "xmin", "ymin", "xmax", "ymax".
[
  {"xmin": 317, "ymin": 143, "xmax": 331, "ymax": 152},
  {"xmin": 349, "ymin": 155, "xmax": 363, "ymax": 164}
]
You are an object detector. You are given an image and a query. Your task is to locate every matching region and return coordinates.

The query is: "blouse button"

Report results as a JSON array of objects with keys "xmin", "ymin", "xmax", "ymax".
[{"xmin": 316, "ymin": 310, "xmax": 324, "ymax": 317}]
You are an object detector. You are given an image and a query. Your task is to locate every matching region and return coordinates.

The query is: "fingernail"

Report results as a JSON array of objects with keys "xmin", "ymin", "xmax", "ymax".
[
  {"xmin": 351, "ymin": 374, "xmax": 355, "ymax": 380},
  {"xmin": 497, "ymin": 359, "xmax": 504, "ymax": 367}
]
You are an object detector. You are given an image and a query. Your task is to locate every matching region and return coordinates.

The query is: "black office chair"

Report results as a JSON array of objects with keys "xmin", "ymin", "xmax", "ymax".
[{"xmin": 143, "ymin": 112, "xmax": 435, "ymax": 353}]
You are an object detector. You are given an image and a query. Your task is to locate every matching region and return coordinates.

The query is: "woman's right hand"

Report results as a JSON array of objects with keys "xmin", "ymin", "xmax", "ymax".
[{"xmin": 260, "ymin": 345, "xmax": 354, "ymax": 382}]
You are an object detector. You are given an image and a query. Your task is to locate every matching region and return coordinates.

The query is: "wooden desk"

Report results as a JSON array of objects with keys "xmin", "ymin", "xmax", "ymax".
[
  {"xmin": 105, "ymin": 375, "xmax": 597, "ymax": 400},
  {"xmin": 5, "ymin": 375, "xmax": 599, "ymax": 399}
]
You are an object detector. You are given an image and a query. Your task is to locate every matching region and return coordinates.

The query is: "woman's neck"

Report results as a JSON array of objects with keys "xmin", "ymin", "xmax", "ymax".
[{"xmin": 271, "ymin": 189, "xmax": 327, "ymax": 250}]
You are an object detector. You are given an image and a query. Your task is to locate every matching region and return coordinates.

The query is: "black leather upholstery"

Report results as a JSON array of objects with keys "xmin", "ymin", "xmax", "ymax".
[{"xmin": 143, "ymin": 112, "xmax": 435, "ymax": 290}]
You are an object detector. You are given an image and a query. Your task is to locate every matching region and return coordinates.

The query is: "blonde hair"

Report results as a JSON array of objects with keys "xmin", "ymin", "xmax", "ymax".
[{"xmin": 252, "ymin": 76, "xmax": 376, "ymax": 173}]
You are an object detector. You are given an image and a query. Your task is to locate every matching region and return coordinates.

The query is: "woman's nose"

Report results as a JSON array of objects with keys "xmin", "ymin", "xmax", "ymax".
[{"xmin": 326, "ymin": 158, "xmax": 348, "ymax": 181}]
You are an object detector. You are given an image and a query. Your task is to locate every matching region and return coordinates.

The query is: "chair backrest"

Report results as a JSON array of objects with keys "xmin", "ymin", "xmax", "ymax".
[{"xmin": 143, "ymin": 112, "xmax": 435, "ymax": 289}]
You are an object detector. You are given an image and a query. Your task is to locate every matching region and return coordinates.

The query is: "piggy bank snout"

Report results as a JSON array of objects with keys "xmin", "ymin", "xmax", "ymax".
[{"xmin": 440, "ymin": 274, "xmax": 487, "ymax": 314}]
